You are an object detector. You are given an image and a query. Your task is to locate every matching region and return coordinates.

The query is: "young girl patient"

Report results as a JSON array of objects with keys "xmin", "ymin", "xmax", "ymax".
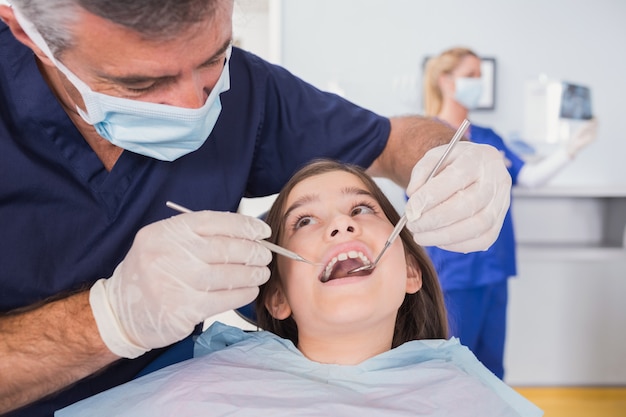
[{"xmin": 56, "ymin": 160, "xmax": 542, "ymax": 417}]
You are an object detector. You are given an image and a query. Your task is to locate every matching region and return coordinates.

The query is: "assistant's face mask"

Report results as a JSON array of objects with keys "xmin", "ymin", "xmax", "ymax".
[
  {"xmin": 454, "ymin": 77, "xmax": 483, "ymax": 110},
  {"xmin": 14, "ymin": 8, "xmax": 231, "ymax": 161}
]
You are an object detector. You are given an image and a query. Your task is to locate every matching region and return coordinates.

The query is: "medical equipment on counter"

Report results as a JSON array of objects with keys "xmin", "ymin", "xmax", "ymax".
[
  {"xmin": 347, "ymin": 119, "xmax": 470, "ymax": 275},
  {"xmin": 165, "ymin": 201, "xmax": 323, "ymax": 266},
  {"xmin": 523, "ymin": 77, "xmax": 593, "ymax": 155}
]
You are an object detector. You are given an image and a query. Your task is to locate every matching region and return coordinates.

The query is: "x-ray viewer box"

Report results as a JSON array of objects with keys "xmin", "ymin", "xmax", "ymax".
[{"xmin": 523, "ymin": 79, "xmax": 592, "ymax": 147}]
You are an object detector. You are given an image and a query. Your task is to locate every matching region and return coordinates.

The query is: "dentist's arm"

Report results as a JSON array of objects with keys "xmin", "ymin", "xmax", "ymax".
[
  {"xmin": 0, "ymin": 211, "xmax": 272, "ymax": 414},
  {"xmin": 0, "ymin": 292, "xmax": 117, "ymax": 414}
]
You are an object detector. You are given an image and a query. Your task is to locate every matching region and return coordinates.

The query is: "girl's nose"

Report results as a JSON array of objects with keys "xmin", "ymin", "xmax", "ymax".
[
  {"xmin": 327, "ymin": 215, "xmax": 359, "ymax": 239},
  {"xmin": 330, "ymin": 225, "xmax": 355, "ymax": 237}
]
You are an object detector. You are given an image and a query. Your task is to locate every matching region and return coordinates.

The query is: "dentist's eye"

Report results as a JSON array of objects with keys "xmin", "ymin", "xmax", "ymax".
[
  {"xmin": 350, "ymin": 202, "xmax": 376, "ymax": 217},
  {"xmin": 126, "ymin": 84, "xmax": 160, "ymax": 94}
]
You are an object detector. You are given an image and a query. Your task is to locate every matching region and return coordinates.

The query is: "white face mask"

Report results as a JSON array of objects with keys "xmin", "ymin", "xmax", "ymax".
[
  {"xmin": 14, "ymin": 8, "xmax": 231, "ymax": 161},
  {"xmin": 454, "ymin": 77, "xmax": 483, "ymax": 110}
]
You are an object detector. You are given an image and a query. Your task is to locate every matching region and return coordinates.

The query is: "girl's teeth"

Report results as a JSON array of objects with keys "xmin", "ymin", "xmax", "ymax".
[{"xmin": 321, "ymin": 251, "xmax": 371, "ymax": 282}]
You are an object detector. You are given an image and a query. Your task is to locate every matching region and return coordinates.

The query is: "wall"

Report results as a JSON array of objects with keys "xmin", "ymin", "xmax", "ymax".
[
  {"xmin": 276, "ymin": 0, "xmax": 626, "ymax": 386},
  {"xmin": 280, "ymin": 0, "xmax": 626, "ymax": 187}
]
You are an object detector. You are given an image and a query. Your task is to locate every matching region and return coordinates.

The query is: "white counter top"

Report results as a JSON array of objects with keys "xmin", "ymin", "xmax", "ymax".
[{"xmin": 513, "ymin": 185, "xmax": 626, "ymax": 198}]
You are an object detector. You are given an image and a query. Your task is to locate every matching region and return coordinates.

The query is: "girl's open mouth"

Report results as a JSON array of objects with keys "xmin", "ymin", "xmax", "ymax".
[{"xmin": 320, "ymin": 250, "xmax": 372, "ymax": 282}]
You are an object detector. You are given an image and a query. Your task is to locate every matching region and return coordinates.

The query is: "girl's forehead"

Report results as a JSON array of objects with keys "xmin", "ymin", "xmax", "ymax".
[{"xmin": 286, "ymin": 171, "xmax": 368, "ymax": 204}]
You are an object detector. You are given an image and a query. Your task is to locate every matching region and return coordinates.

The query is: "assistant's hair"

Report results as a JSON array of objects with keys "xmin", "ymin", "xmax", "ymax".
[
  {"xmin": 11, "ymin": 0, "xmax": 226, "ymax": 57},
  {"xmin": 256, "ymin": 159, "xmax": 448, "ymax": 347},
  {"xmin": 423, "ymin": 47, "xmax": 478, "ymax": 117}
]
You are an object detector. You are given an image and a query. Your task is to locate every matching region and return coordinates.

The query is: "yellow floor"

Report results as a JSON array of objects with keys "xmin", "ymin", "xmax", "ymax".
[{"xmin": 514, "ymin": 387, "xmax": 626, "ymax": 417}]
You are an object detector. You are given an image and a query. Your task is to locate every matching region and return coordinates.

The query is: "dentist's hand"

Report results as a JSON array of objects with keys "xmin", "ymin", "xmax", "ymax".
[
  {"xmin": 405, "ymin": 142, "xmax": 511, "ymax": 253},
  {"xmin": 89, "ymin": 211, "xmax": 272, "ymax": 358}
]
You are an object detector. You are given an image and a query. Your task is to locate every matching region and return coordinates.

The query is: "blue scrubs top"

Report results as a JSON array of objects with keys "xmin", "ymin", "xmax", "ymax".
[
  {"xmin": 426, "ymin": 124, "xmax": 525, "ymax": 290},
  {"xmin": 0, "ymin": 22, "xmax": 389, "ymax": 416}
]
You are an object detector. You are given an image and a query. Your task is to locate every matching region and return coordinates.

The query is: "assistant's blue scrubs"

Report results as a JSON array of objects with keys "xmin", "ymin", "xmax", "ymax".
[
  {"xmin": 0, "ymin": 21, "xmax": 389, "ymax": 416},
  {"xmin": 426, "ymin": 123, "xmax": 524, "ymax": 379}
]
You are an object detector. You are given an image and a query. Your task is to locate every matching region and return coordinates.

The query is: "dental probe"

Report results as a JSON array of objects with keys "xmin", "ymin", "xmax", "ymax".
[
  {"xmin": 348, "ymin": 118, "xmax": 470, "ymax": 274},
  {"xmin": 165, "ymin": 201, "xmax": 322, "ymax": 266}
]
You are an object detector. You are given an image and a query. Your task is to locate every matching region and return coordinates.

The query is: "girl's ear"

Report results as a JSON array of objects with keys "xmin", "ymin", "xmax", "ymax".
[
  {"xmin": 264, "ymin": 285, "xmax": 292, "ymax": 320},
  {"xmin": 405, "ymin": 254, "xmax": 423, "ymax": 294}
]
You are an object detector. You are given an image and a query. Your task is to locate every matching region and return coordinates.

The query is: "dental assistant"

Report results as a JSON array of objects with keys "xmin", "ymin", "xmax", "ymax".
[
  {"xmin": 422, "ymin": 46, "xmax": 597, "ymax": 379},
  {"xmin": 0, "ymin": 3, "xmax": 511, "ymax": 416}
]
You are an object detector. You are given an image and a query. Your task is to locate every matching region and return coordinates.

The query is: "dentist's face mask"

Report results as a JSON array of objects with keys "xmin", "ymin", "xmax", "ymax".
[
  {"xmin": 14, "ymin": 8, "xmax": 231, "ymax": 161},
  {"xmin": 454, "ymin": 77, "xmax": 483, "ymax": 110}
]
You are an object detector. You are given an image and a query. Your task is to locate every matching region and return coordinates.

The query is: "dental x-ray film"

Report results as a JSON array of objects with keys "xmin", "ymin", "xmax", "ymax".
[{"xmin": 559, "ymin": 82, "xmax": 592, "ymax": 120}]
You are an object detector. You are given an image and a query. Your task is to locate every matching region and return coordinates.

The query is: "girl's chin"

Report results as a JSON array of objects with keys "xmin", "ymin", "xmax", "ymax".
[{"xmin": 310, "ymin": 307, "xmax": 398, "ymax": 331}]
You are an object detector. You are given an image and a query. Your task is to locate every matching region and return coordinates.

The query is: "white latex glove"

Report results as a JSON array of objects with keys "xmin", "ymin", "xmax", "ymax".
[
  {"xmin": 90, "ymin": 211, "xmax": 272, "ymax": 358},
  {"xmin": 566, "ymin": 118, "xmax": 598, "ymax": 157},
  {"xmin": 404, "ymin": 142, "xmax": 511, "ymax": 253}
]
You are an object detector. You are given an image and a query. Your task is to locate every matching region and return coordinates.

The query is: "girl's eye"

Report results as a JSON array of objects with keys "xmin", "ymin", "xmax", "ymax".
[
  {"xmin": 294, "ymin": 215, "xmax": 317, "ymax": 229},
  {"xmin": 350, "ymin": 203, "xmax": 376, "ymax": 216}
]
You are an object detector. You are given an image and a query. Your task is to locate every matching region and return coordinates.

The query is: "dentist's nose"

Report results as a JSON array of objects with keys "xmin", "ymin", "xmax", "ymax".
[
  {"xmin": 171, "ymin": 75, "xmax": 208, "ymax": 109},
  {"xmin": 166, "ymin": 65, "xmax": 222, "ymax": 108}
]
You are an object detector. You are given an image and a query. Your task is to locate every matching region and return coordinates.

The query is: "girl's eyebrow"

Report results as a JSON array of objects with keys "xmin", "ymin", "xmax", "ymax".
[
  {"xmin": 342, "ymin": 186, "xmax": 373, "ymax": 198},
  {"xmin": 283, "ymin": 194, "xmax": 319, "ymax": 222},
  {"xmin": 282, "ymin": 186, "xmax": 374, "ymax": 222}
]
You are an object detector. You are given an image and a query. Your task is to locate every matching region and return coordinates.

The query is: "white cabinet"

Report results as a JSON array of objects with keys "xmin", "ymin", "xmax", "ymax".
[
  {"xmin": 512, "ymin": 186, "xmax": 626, "ymax": 260},
  {"xmin": 505, "ymin": 186, "xmax": 626, "ymax": 386}
]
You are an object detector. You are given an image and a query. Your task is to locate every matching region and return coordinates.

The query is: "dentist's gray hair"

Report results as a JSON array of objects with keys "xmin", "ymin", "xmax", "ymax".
[{"xmin": 11, "ymin": 0, "xmax": 225, "ymax": 57}]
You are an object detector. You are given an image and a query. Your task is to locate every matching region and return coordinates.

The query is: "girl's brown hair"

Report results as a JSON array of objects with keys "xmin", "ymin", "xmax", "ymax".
[{"xmin": 255, "ymin": 159, "xmax": 448, "ymax": 347}]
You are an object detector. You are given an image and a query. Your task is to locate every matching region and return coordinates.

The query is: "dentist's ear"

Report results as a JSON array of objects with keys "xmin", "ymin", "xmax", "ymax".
[
  {"xmin": 0, "ymin": 6, "xmax": 55, "ymax": 67},
  {"xmin": 0, "ymin": 6, "xmax": 20, "ymax": 34},
  {"xmin": 405, "ymin": 254, "xmax": 423, "ymax": 294},
  {"xmin": 265, "ymin": 285, "xmax": 292, "ymax": 320},
  {"xmin": 0, "ymin": 5, "xmax": 12, "ymax": 23}
]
